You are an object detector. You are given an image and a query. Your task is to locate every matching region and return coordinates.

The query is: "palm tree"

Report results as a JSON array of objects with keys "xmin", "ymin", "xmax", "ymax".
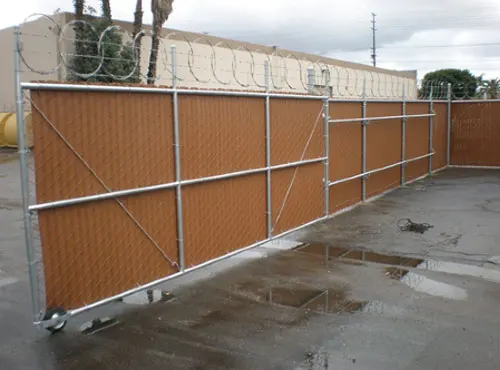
[
  {"xmin": 147, "ymin": 0, "xmax": 174, "ymax": 85},
  {"xmin": 74, "ymin": 0, "xmax": 86, "ymax": 68},
  {"xmin": 101, "ymin": 0, "xmax": 112, "ymax": 22},
  {"xmin": 74, "ymin": 0, "xmax": 85, "ymax": 20},
  {"xmin": 133, "ymin": 0, "xmax": 144, "ymax": 75}
]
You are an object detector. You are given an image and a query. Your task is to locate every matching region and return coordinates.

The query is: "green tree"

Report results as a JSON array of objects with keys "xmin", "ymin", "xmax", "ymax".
[
  {"xmin": 421, "ymin": 69, "xmax": 477, "ymax": 99},
  {"xmin": 484, "ymin": 79, "xmax": 500, "ymax": 99},
  {"xmin": 147, "ymin": 0, "xmax": 174, "ymax": 85},
  {"xmin": 68, "ymin": 3, "xmax": 139, "ymax": 83}
]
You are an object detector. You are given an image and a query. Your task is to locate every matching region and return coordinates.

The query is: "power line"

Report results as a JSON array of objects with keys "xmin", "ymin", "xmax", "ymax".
[{"xmin": 381, "ymin": 41, "xmax": 500, "ymax": 49}]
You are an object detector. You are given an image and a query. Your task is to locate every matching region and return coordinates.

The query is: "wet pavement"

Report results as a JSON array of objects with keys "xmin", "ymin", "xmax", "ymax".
[{"xmin": 2, "ymin": 150, "xmax": 500, "ymax": 369}]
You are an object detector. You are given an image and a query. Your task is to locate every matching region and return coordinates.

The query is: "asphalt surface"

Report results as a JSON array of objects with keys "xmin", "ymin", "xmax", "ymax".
[{"xmin": 2, "ymin": 150, "xmax": 500, "ymax": 369}]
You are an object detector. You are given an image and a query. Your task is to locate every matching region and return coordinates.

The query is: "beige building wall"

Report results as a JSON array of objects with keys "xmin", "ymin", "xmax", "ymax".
[
  {"xmin": 0, "ymin": 13, "xmax": 66, "ymax": 112},
  {"xmin": 0, "ymin": 12, "xmax": 418, "ymax": 111}
]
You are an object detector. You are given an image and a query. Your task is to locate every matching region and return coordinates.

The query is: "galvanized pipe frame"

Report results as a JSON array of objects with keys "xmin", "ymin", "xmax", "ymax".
[
  {"xmin": 323, "ymin": 87, "xmax": 330, "ymax": 217},
  {"xmin": 171, "ymin": 46, "xmax": 186, "ymax": 272},
  {"xmin": 14, "ymin": 26, "xmax": 42, "ymax": 322},
  {"xmin": 428, "ymin": 86, "xmax": 434, "ymax": 174},
  {"xmin": 29, "ymin": 157, "xmax": 327, "ymax": 212},
  {"xmin": 361, "ymin": 79, "xmax": 368, "ymax": 202},
  {"xmin": 401, "ymin": 85, "xmax": 407, "ymax": 185},
  {"xmin": 446, "ymin": 83, "xmax": 452, "ymax": 166},
  {"xmin": 328, "ymin": 113, "xmax": 435, "ymax": 124},
  {"xmin": 328, "ymin": 152, "xmax": 435, "ymax": 187},
  {"xmin": 264, "ymin": 61, "xmax": 272, "ymax": 238}
]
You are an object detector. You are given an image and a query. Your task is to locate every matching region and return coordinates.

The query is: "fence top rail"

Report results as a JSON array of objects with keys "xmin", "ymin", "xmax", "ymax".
[
  {"xmin": 22, "ymin": 83, "xmax": 455, "ymax": 104},
  {"xmin": 21, "ymin": 82, "xmax": 325, "ymax": 100},
  {"xmin": 328, "ymin": 99, "xmax": 448, "ymax": 103},
  {"xmin": 452, "ymin": 99, "xmax": 500, "ymax": 104}
]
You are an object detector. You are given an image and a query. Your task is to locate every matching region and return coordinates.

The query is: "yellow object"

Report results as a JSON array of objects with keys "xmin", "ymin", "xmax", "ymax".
[
  {"xmin": 0, "ymin": 113, "xmax": 13, "ymax": 146},
  {"xmin": 3, "ymin": 112, "xmax": 33, "ymax": 148}
]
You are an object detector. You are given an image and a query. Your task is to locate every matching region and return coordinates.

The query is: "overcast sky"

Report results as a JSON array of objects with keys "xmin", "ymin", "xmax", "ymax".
[{"xmin": 3, "ymin": 0, "xmax": 500, "ymax": 79}]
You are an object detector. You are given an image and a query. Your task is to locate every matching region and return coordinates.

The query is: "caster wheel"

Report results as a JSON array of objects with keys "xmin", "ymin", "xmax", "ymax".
[{"xmin": 43, "ymin": 307, "xmax": 67, "ymax": 334}]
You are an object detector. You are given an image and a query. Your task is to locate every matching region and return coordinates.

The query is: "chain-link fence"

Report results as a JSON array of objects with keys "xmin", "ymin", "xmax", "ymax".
[
  {"xmin": 14, "ymin": 16, "xmax": 495, "ymax": 333},
  {"xmin": 451, "ymin": 101, "xmax": 500, "ymax": 166}
]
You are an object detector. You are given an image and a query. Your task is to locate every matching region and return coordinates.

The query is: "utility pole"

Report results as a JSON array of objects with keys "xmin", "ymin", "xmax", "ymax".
[{"xmin": 371, "ymin": 13, "xmax": 377, "ymax": 67}]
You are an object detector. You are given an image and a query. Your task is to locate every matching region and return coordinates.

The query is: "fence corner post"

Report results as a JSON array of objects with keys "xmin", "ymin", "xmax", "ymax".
[
  {"xmin": 171, "ymin": 45, "xmax": 185, "ymax": 272},
  {"xmin": 446, "ymin": 82, "xmax": 452, "ymax": 166}
]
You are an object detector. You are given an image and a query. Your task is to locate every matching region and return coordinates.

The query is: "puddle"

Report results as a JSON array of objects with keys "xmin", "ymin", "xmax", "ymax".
[
  {"xmin": 419, "ymin": 260, "xmax": 500, "ymax": 284},
  {"xmin": 297, "ymin": 243, "xmax": 424, "ymax": 268},
  {"xmin": 234, "ymin": 280, "xmax": 368, "ymax": 315},
  {"xmin": 385, "ymin": 266, "xmax": 468, "ymax": 300},
  {"xmin": 121, "ymin": 289, "xmax": 174, "ymax": 305}
]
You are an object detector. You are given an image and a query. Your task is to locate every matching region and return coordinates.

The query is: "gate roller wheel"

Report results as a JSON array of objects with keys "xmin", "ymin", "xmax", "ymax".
[{"xmin": 43, "ymin": 307, "xmax": 67, "ymax": 334}]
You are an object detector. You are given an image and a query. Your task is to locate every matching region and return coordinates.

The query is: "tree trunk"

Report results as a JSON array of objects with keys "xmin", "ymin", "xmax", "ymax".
[
  {"xmin": 74, "ymin": 0, "xmax": 85, "ymax": 20},
  {"xmin": 133, "ymin": 0, "xmax": 144, "ymax": 76},
  {"xmin": 101, "ymin": 0, "xmax": 112, "ymax": 21},
  {"xmin": 74, "ymin": 0, "xmax": 86, "ymax": 69},
  {"xmin": 147, "ymin": 19, "xmax": 161, "ymax": 85},
  {"xmin": 147, "ymin": 0, "xmax": 174, "ymax": 85}
]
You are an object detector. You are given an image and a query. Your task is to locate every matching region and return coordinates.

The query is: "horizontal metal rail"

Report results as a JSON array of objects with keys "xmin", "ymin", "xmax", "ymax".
[
  {"xmin": 328, "ymin": 99, "xmax": 449, "ymax": 104},
  {"xmin": 29, "ymin": 157, "xmax": 326, "ymax": 212},
  {"xmin": 329, "ymin": 152, "xmax": 434, "ymax": 187},
  {"xmin": 36, "ymin": 214, "xmax": 330, "ymax": 326},
  {"xmin": 452, "ymin": 99, "xmax": 500, "ymax": 104},
  {"xmin": 449, "ymin": 165, "xmax": 500, "ymax": 169},
  {"xmin": 21, "ymin": 82, "xmax": 325, "ymax": 100},
  {"xmin": 329, "ymin": 113, "xmax": 435, "ymax": 124}
]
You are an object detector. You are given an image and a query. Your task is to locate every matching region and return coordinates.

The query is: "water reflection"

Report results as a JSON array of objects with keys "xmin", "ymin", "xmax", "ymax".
[{"xmin": 121, "ymin": 289, "xmax": 173, "ymax": 305}]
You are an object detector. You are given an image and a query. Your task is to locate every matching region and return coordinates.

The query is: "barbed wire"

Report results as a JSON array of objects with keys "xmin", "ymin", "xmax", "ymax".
[{"xmin": 16, "ymin": 14, "xmax": 498, "ymax": 101}]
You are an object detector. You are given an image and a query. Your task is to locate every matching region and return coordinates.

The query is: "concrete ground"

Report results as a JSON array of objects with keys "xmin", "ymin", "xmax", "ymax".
[{"xmin": 2, "ymin": 150, "xmax": 500, "ymax": 369}]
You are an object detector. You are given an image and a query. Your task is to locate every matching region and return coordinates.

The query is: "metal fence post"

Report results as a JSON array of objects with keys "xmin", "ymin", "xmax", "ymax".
[
  {"xmin": 428, "ymin": 86, "xmax": 434, "ymax": 175},
  {"xmin": 14, "ymin": 26, "xmax": 41, "ymax": 321},
  {"xmin": 401, "ymin": 84, "xmax": 406, "ymax": 185},
  {"xmin": 361, "ymin": 79, "xmax": 367, "ymax": 202},
  {"xmin": 264, "ymin": 61, "xmax": 272, "ymax": 238},
  {"xmin": 323, "ymin": 84, "xmax": 330, "ymax": 216},
  {"xmin": 446, "ymin": 83, "xmax": 452, "ymax": 166},
  {"xmin": 171, "ymin": 45, "xmax": 185, "ymax": 271}
]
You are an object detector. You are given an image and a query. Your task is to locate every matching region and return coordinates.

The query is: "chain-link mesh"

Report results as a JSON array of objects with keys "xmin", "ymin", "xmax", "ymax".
[
  {"xmin": 271, "ymin": 164, "xmax": 324, "ymax": 235},
  {"xmin": 451, "ymin": 102, "xmax": 500, "ymax": 166},
  {"xmin": 329, "ymin": 102, "xmax": 363, "ymax": 212},
  {"xmin": 405, "ymin": 103, "xmax": 430, "ymax": 182},
  {"xmin": 366, "ymin": 103, "xmax": 402, "ymax": 198},
  {"xmin": 183, "ymin": 174, "xmax": 267, "ymax": 268},
  {"xmin": 432, "ymin": 103, "xmax": 448, "ymax": 170},
  {"xmin": 179, "ymin": 95, "xmax": 265, "ymax": 179},
  {"xmin": 270, "ymin": 99, "xmax": 323, "ymax": 165},
  {"xmin": 269, "ymin": 99, "xmax": 325, "ymax": 234}
]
